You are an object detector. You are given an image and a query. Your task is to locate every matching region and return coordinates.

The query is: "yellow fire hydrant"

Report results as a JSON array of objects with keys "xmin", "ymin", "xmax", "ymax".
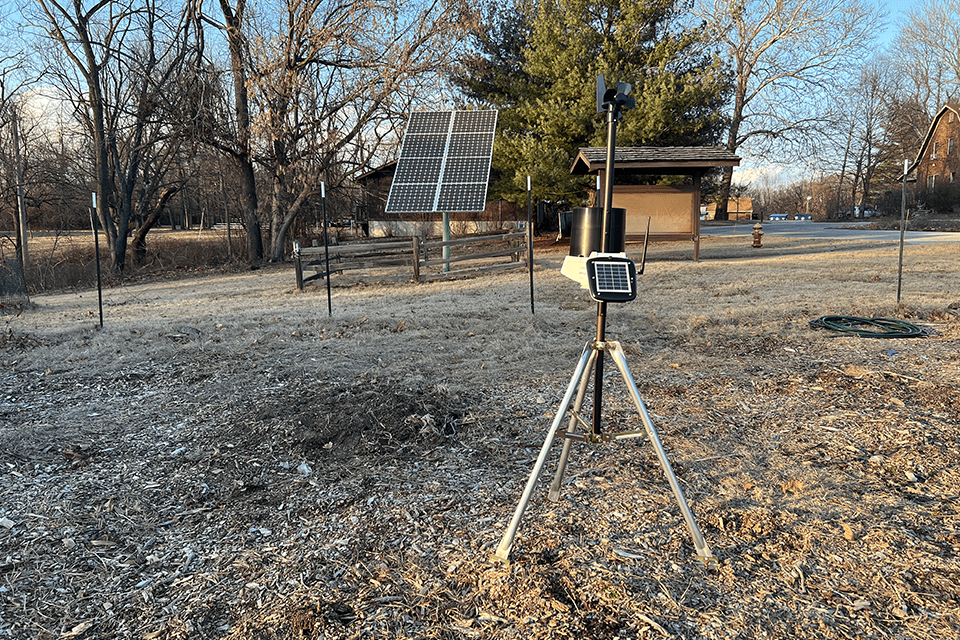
[{"xmin": 752, "ymin": 222, "xmax": 763, "ymax": 248}]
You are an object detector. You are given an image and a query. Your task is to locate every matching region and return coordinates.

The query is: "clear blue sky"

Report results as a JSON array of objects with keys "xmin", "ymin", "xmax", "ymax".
[{"xmin": 877, "ymin": 0, "xmax": 921, "ymax": 48}]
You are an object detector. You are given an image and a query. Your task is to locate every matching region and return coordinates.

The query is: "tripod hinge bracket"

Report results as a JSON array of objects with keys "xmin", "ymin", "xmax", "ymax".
[{"xmin": 591, "ymin": 340, "xmax": 613, "ymax": 351}]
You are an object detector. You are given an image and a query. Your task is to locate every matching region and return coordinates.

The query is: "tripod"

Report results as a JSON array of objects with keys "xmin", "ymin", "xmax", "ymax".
[{"xmin": 492, "ymin": 336, "xmax": 716, "ymax": 566}]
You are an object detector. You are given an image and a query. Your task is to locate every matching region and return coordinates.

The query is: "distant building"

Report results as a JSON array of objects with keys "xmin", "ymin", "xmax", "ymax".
[
  {"xmin": 909, "ymin": 104, "xmax": 960, "ymax": 212},
  {"xmin": 704, "ymin": 197, "xmax": 753, "ymax": 221}
]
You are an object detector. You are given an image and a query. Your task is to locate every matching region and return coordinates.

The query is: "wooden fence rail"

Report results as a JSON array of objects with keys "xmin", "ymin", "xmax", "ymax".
[
  {"xmin": 412, "ymin": 231, "xmax": 530, "ymax": 283},
  {"xmin": 293, "ymin": 231, "xmax": 532, "ymax": 289},
  {"xmin": 293, "ymin": 238, "xmax": 414, "ymax": 290}
]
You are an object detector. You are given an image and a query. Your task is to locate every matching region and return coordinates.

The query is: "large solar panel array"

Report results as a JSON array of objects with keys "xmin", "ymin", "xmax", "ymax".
[{"xmin": 385, "ymin": 110, "xmax": 497, "ymax": 213}]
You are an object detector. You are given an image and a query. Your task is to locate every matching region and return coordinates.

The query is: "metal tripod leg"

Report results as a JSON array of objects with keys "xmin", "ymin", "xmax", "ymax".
[
  {"xmin": 606, "ymin": 342, "xmax": 716, "ymax": 565},
  {"xmin": 493, "ymin": 340, "xmax": 715, "ymax": 567},
  {"xmin": 492, "ymin": 345, "xmax": 594, "ymax": 563},
  {"xmin": 547, "ymin": 348, "xmax": 597, "ymax": 502}
]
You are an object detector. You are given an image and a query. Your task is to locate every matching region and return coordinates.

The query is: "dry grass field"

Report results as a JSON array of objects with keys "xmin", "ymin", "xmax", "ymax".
[
  {"xmin": 1, "ymin": 231, "xmax": 959, "ymax": 639},
  {"xmin": 2, "ymin": 228, "xmax": 247, "ymax": 294}
]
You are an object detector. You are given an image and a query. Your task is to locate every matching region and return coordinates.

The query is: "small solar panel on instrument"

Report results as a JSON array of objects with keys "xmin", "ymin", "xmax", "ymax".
[
  {"xmin": 583, "ymin": 255, "xmax": 637, "ymax": 303},
  {"xmin": 593, "ymin": 262, "xmax": 632, "ymax": 294},
  {"xmin": 385, "ymin": 110, "xmax": 497, "ymax": 214}
]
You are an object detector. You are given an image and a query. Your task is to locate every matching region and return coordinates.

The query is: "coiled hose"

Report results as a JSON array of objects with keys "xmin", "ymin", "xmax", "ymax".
[{"xmin": 809, "ymin": 315, "xmax": 930, "ymax": 338}]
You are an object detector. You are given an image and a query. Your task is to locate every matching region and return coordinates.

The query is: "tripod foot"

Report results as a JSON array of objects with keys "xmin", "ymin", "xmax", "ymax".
[
  {"xmin": 490, "ymin": 550, "xmax": 511, "ymax": 566},
  {"xmin": 697, "ymin": 553, "xmax": 719, "ymax": 570}
]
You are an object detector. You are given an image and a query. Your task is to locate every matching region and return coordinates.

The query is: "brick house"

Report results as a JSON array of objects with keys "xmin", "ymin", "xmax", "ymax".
[{"xmin": 909, "ymin": 104, "xmax": 960, "ymax": 212}]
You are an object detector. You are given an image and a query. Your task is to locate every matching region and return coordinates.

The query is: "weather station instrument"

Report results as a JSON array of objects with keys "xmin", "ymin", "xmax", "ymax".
[{"xmin": 493, "ymin": 76, "xmax": 716, "ymax": 567}]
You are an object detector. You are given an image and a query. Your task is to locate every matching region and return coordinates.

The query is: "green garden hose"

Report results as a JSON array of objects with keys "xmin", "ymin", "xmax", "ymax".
[{"xmin": 809, "ymin": 315, "xmax": 930, "ymax": 338}]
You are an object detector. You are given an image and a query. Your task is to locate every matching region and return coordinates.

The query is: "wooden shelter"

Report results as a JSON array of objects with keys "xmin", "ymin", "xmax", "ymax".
[{"xmin": 570, "ymin": 146, "xmax": 741, "ymax": 260}]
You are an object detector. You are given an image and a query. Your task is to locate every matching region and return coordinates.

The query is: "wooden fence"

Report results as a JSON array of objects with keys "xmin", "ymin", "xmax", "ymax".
[
  {"xmin": 293, "ymin": 231, "xmax": 531, "ymax": 289},
  {"xmin": 293, "ymin": 238, "xmax": 413, "ymax": 290},
  {"xmin": 412, "ymin": 231, "xmax": 530, "ymax": 283}
]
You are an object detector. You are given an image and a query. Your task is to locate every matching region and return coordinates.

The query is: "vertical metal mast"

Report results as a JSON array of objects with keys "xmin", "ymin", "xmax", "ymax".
[{"xmin": 591, "ymin": 97, "xmax": 620, "ymax": 434}]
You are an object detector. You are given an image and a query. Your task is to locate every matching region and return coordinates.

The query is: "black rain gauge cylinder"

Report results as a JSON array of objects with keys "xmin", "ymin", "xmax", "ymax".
[{"xmin": 569, "ymin": 206, "xmax": 626, "ymax": 257}]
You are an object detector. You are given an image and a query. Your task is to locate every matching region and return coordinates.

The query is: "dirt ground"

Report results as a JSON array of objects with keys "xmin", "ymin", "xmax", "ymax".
[{"xmin": 1, "ymin": 232, "xmax": 959, "ymax": 639}]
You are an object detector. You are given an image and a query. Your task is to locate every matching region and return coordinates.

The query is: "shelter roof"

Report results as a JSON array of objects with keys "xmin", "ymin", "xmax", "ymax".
[{"xmin": 570, "ymin": 146, "xmax": 741, "ymax": 174}]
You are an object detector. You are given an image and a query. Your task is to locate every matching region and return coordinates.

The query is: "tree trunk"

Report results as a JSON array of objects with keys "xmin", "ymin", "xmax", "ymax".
[
  {"xmin": 133, "ymin": 186, "xmax": 179, "ymax": 263},
  {"xmin": 269, "ymin": 186, "xmax": 313, "ymax": 262},
  {"xmin": 836, "ymin": 119, "xmax": 855, "ymax": 218},
  {"xmin": 716, "ymin": 122, "xmax": 741, "ymax": 221},
  {"xmin": 87, "ymin": 68, "xmax": 118, "ymax": 258},
  {"xmin": 237, "ymin": 157, "xmax": 263, "ymax": 261},
  {"xmin": 716, "ymin": 167, "xmax": 732, "ymax": 221},
  {"xmin": 11, "ymin": 108, "xmax": 29, "ymax": 271},
  {"xmin": 219, "ymin": 0, "xmax": 263, "ymax": 263}
]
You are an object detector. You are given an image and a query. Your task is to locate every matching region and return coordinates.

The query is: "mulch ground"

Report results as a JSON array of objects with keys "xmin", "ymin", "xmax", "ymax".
[{"xmin": 2, "ymin": 239, "xmax": 959, "ymax": 639}]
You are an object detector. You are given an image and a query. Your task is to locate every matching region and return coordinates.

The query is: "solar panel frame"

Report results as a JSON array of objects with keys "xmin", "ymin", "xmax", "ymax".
[
  {"xmin": 592, "ymin": 262, "xmax": 633, "ymax": 294},
  {"xmin": 385, "ymin": 110, "xmax": 497, "ymax": 214},
  {"xmin": 585, "ymin": 256, "xmax": 637, "ymax": 303}
]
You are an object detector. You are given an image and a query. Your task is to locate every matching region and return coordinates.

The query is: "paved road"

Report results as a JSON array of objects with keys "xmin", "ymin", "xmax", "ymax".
[{"xmin": 699, "ymin": 220, "xmax": 960, "ymax": 244}]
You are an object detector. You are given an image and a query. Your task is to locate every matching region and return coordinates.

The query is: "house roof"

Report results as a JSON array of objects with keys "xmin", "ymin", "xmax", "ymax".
[
  {"xmin": 907, "ymin": 104, "xmax": 960, "ymax": 175},
  {"xmin": 570, "ymin": 146, "xmax": 741, "ymax": 174},
  {"xmin": 355, "ymin": 160, "xmax": 397, "ymax": 185}
]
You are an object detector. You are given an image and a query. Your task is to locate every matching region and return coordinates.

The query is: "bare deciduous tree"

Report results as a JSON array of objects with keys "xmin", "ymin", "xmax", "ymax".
[
  {"xmin": 33, "ymin": 0, "xmax": 196, "ymax": 271},
  {"xmin": 195, "ymin": 0, "xmax": 471, "ymax": 263},
  {"xmin": 195, "ymin": 0, "xmax": 265, "ymax": 262},
  {"xmin": 33, "ymin": 0, "xmax": 119, "ymax": 262},
  {"xmin": 694, "ymin": 0, "xmax": 877, "ymax": 219},
  {"xmin": 826, "ymin": 59, "xmax": 893, "ymax": 216},
  {"xmin": 892, "ymin": 0, "xmax": 960, "ymax": 117},
  {"xmin": 0, "ymin": 57, "xmax": 31, "ymax": 269},
  {"xmin": 252, "ymin": 0, "xmax": 471, "ymax": 261}
]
